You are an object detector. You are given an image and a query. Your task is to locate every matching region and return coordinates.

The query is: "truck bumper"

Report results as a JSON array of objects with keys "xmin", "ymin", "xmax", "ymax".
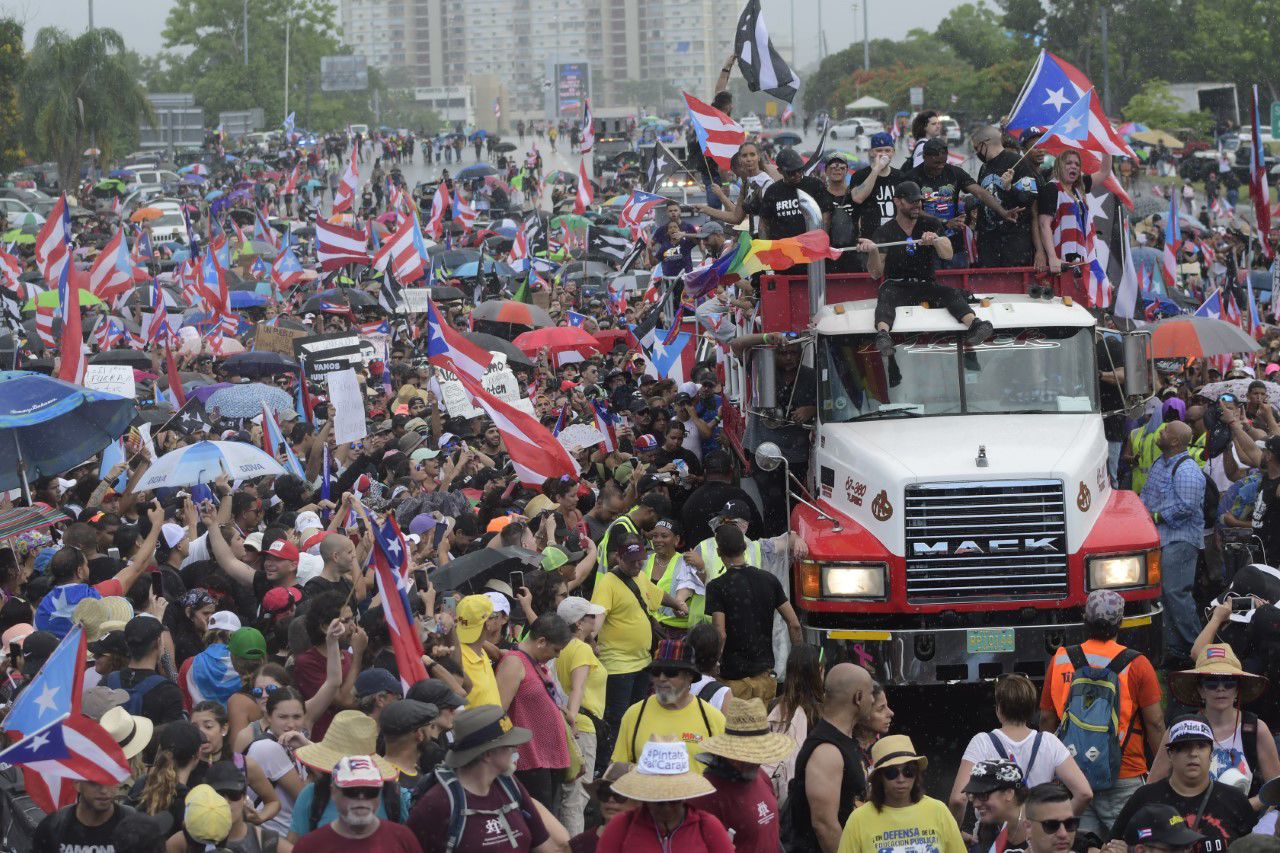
[{"xmin": 808, "ymin": 606, "xmax": 1163, "ymax": 685}]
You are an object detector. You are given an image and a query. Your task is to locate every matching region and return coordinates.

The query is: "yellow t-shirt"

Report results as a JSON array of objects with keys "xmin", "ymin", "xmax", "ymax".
[
  {"xmin": 461, "ymin": 643, "xmax": 500, "ymax": 709},
  {"xmin": 591, "ymin": 570, "xmax": 663, "ymax": 675},
  {"xmin": 555, "ymin": 637, "xmax": 606, "ymax": 735},
  {"xmin": 837, "ymin": 796, "xmax": 966, "ymax": 853},
  {"xmin": 611, "ymin": 695, "xmax": 725, "ymax": 773}
]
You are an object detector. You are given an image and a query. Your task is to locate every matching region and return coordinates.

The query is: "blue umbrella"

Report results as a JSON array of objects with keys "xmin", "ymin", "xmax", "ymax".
[
  {"xmin": 133, "ymin": 441, "xmax": 286, "ymax": 490},
  {"xmin": 457, "ymin": 163, "xmax": 498, "ymax": 180},
  {"xmin": 304, "ymin": 179, "xmax": 323, "ymax": 190},
  {"xmin": 206, "ymin": 382, "xmax": 293, "ymax": 418},
  {"xmin": 454, "ymin": 259, "xmax": 517, "ymax": 278},
  {"xmin": 468, "ymin": 130, "xmax": 487, "ymax": 141},
  {"xmin": 108, "ymin": 169, "xmax": 135, "ymax": 180},
  {"xmin": 0, "ymin": 371, "xmax": 136, "ymax": 497},
  {"xmin": 181, "ymin": 174, "xmax": 207, "ymax": 185}
]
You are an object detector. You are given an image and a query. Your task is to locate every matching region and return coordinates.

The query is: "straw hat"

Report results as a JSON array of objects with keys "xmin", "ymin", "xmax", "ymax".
[
  {"xmin": 99, "ymin": 705, "xmax": 154, "ymax": 760},
  {"xmin": 869, "ymin": 734, "xmax": 928, "ymax": 774},
  {"xmin": 611, "ymin": 739, "xmax": 715, "ymax": 803},
  {"xmin": 1169, "ymin": 643, "xmax": 1268, "ymax": 706},
  {"xmin": 697, "ymin": 698, "xmax": 796, "ymax": 766},
  {"xmin": 294, "ymin": 710, "xmax": 396, "ymax": 777}
]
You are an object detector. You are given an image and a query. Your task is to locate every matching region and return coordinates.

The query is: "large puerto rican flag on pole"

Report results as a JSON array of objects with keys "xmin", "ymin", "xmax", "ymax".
[
  {"xmin": 332, "ymin": 144, "xmax": 360, "ymax": 213},
  {"xmin": 372, "ymin": 214, "xmax": 430, "ymax": 283},
  {"xmin": 423, "ymin": 297, "xmax": 492, "ymax": 381},
  {"xmin": 573, "ymin": 158, "xmax": 594, "ymax": 215},
  {"xmin": 1250, "ymin": 84, "xmax": 1273, "ymax": 260},
  {"xmin": 368, "ymin": 514, "xmax": 429, "ymax": 691},
  {"xmin": 1161, "ymin": 188, "xmax": 1182, "ymax": 289},
  {"xmin": 316, "ymin": 218, "xmax": 372, "ymax": 269},
  {"xmin": 682, "ymin": 91, "xmax": 746, "ymax": 173}
]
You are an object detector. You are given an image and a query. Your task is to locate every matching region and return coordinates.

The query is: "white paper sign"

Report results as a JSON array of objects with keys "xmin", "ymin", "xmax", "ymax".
[
  {"xmin": 399, "ymin": 288, "xmax": 433, "ymax": 314},
  {"xmin": 326, "ymin": 368, "xmax": 369, "ymax": 446},
  {"xmin": 84, "ymin": 365, "xmax": 136, "ymax": 399}
]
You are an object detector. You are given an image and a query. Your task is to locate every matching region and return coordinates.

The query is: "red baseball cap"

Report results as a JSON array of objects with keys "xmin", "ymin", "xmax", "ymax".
[
  {"xmin": 263, "ymin": 586, "xmax": 302, "ymax": 616},
  {"xmin": 264, "ymin": 539, "xmax": 299, "ymax": 563}
]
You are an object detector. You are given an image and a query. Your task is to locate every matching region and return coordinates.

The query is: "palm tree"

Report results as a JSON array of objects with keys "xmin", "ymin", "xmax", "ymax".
[{"xmin": 21, "ymin": 27, "xmax": 155, "ymax": 192}]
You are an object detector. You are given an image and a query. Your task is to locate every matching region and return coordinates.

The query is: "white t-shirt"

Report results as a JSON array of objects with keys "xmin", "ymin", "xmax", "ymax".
[
  {"xmin": 961, "ymin": 729, "xmax": 1072, "ymax": 787},
  {"xmin": 247, "ymin": 738, "xmax": 300, "ymax": 836},
  {"xmin": 690, "ymin": 674, "xmax": 731, "ymax": 711}
]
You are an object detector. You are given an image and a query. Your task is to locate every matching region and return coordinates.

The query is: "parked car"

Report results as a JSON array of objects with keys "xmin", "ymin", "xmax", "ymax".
[
  {"xmin": 147, "ymin": 199, "xmax": 188, "ymax": 247},
  {"xmin": 829, "ymin": 116, "xmax": 885, "ymax": 140},
  {"xmin": 739, "ymin": 114, "xmax": 763, "ymax": 134},
  {"xmin": 938, "ymin": 115, "xmax": 963, "ymax": 144},
  {"xmin": 0, "ymin": 187, "xmax": 57, "ymax": 216}
]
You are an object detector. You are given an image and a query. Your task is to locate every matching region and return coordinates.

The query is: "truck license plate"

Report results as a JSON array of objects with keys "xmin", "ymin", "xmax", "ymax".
[{"xmin": 966, "ymin": 628, "xmax": 1015, "ymax": 655}]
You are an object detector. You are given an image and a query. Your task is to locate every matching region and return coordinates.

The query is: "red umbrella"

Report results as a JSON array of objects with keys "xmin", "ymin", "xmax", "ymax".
[
  {"xmin": 593, "ymin": 329, "xmax": 632, "ymax": 352},
  {"xmin": 472, "ymin": 299, "xmax": 553, "ymax": 328},
  {"xmin": 512, "ymin": 326, "xmax": 601, "ymax": 357}
]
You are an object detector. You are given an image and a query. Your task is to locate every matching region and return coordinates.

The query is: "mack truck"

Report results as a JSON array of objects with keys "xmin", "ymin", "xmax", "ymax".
[{"xmin": 725, "ymin": 213, "xmax": 1164, "ymax": 686}]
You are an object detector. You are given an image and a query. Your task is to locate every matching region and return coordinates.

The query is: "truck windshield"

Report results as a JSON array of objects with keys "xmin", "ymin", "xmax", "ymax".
[{"xmin": 819, "ymin": 327, "xmax": 1098, "ymax": 421}]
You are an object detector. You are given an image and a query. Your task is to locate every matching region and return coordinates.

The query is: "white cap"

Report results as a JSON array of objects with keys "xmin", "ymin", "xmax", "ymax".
[
  {"xmin": 557, "ymin": 596, "xmax": 604, "ymax": 625},
  {"xmin": 161, "ymin": 523, "xmax": 187, "ymax": 549},
  {"xmin": 295, "ymin": 511, "xmax": 322, "ymax": 533},
  {"xmin": 484, "ymin": 591, "xmax": 511, "ymax": 615},
  {"xmin": 208, "ymin": 611, "xmax": 242, "ymax": 632}
]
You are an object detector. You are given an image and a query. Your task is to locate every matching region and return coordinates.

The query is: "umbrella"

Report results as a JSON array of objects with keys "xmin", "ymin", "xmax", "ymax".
[
  {"xmin": 206, "ymin": 383, "xmax": 294, "ymax": 418},
  {"xmin": 460, "ymin": 332, "xmax": 535, "ymax": 368},
  {"xmin": 93, "ymin": 179, "xmax": 126, "ymax": 195},
  {"xmin": 190, "ymin": 383, "xmax": 233, "ymax": 405},
  {"xmin": 222, "ymin": 351, "xmax": 299, "ymax": 378},
  {"xmin": 133, "ymin": 440, "xmax": 286, "ymax": 491},
  {"xmin": 457, "ymin": 163, "xmax": 498, "ymax": 180},
  {"xmin": 1151, "ymin": 316, "xmax": 1262, "ymax": 358},
  {"xmin": 131, "ymin": 207, "xmax": 164, "ymax": 222},
  {"xmin": 429, "ymin": 546, "xmax": 541, "ymax": 593},
  {"xmin": 228, "ymin": 291, "xmax": 268, "ymax": 309},
  {"xmin": 546, "ymin": 170, "xmax": 575, "ymax": 185},
  {"xmin": 1201, "ymin": 379, "xmax": 1280, "ymax": 407},
  {"xmin": 494, "ymin": 142, "xmax": 517, "ymax": 153},
  {"xmin": 24, "ymin": 289, "xmax": 103, "ymax": 311},
  {"xmin": 90, "ymin": 350, "xmax": 152, "ymax": 370},
  {"xmin": 774, "ymin": 131, "xmax": 802, "ymax": 146},
  {"xmin": 0, "ymin": 371, "xmax": 136, "ymax": 495},
  {"xmin": 512, "ymin": 326, "xmax": 600, "ymax": 356},
  {"xmin": 301, "ymin": 292, "xmax": 375, "ymax": 314},
  {"xmin": 431, "ymin": 285, "xmax": 466, "ymax": 302},
  {"xmin": 1132, "ymin": 196, "xmax": 1167, "ymax": 220},
  {"xmin": 1131, "ymin": 129, "xmax": 1183, "ymax": 149},
  {"xmin": 83, "ymin": 147, "xmax": 102, "ymax": 157},
  {"xmin": 2, "ymin": 230, "xmax": 34, "ymax": 244},
  {"xmin": 454, "ymin": 259, "xmax": 516, "ymax": 278},
  {"xmin": 432, "ymin": 249, "xmax": 481, "ymax": 268},
  {"xmin": 473, "ymin": 300, "xmax": 552, "ymax": 328},
  {"xmin": 0, "ymin": 504, "xmax": 67, "ymax": 539},
  {"xmin": 467, "ymin": 130, "xmax": 487, "ymax": 141},
  {"xmin": 19, "ymin": 358, "xmax": 54, "ymax": 375}
]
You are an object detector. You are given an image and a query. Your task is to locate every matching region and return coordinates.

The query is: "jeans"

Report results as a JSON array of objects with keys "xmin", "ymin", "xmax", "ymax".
[
  {"xmin": 874, "ymin": 279, "xmax": 972, "ymax": 330},
  {"xmin": 1079, "ymin": 775, "xmax": 1144, "ymax": 838},
  {"xmin": 1161, "ymin": 540, "xmax": 1202, "ymax": 659},
  {"xmin": 1107, "ymin": 440, "xmax": 1122, "ymax": 486},
  {"xmin": 556, "ymin": 730, "xmax": 596, "ymax": 836},
  {"xmin": 600, "ymin": 669, "xmax": 650, "ymax": 773}
]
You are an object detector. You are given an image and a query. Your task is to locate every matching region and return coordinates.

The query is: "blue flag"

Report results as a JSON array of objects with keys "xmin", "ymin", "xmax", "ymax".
[
  {"xmin": 648, "ymin": 328, "xmax": 691, "ymax": 380},
  {"xmin": 5, "ymin": 626, "xmax": 83, "ymax": 736}
]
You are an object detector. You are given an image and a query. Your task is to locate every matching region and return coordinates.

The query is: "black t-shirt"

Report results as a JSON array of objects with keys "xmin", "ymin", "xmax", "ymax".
[
  {"xmin": 301, "ymin": 575, "xmax": 351, "ymax": 601},
  {"xmin": 705, "ymin": 565, "xmax": 787, "ymax": 679},
  {"xmin": 1097, "ymin": 337, "xmax": 1126, "ymax": 442},
  {"xmin": 976, "ymin": 149, "xmax": 1040, "ymax": 238},
  {"xmin": 850, "ymin": 166, "xmax": 904, "ymax": 237},
  {"xmin": 33, "ymin": 803, "xmax": 134, "ymax": 853},
  {"xmin": 818, "ymin": 185, "xmax": 862, "ymax": 272},
  {"xmin": 113, "ymin": 667, "xmax": 186, "ymax": 726},
  {"xmin": 655, "ymin": 446, "xmax": 703, "ymax": 478},
  {"xmin": 871, "ymin": 216, "xmax": 947, "ymax": 282},
  {"xmin": 906, "ymin": 163, "xmax": 977, "ymax": 233},
  {"xmin": 1109, "ymin": 779, "xmax": 1254, "ymax": 853},
  {"xmin": 681, "ymin": 483, "xmax": 764, "ymax": 545},
  {"xmin": 1253, "ymin": 476, "xmax": 1280, "ymax": 559},
  {"xmin": 743, "ymin": 177, "xmax": 831, "ymax": 239}
]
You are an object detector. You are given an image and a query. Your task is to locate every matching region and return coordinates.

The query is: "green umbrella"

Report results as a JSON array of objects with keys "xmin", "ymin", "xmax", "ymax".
[
  {"xmin": 24, "ymin": 289, "xmax": 104, "ymax": 311},
  {"xmin": 2, "ymin": 230, "xmax": 34, "ymax": 244}
]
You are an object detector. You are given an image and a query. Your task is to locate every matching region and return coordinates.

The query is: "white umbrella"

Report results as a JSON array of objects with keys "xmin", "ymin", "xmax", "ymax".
[
  {"xmin": 133, "ymin": 441, "xmax": 286, "ymax": 491},
  {"xmin": 1201, "ymin": 379, "xmax": 1280, "ymax": 407}
]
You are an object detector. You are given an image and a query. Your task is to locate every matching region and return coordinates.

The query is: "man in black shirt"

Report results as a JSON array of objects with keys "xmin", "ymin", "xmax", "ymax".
[
  {"xmin": 819, "ymin": 156, "xmax": 861, "ymax": 272},
  {"xmin": 681, "ymin": 450, "xmax": 763, "ymax": 544},
  {"xmin": 1251, "ymin": 435, "xmax": 1280, "ymax": 561},
  {"xmin": 32, "ymin": 780, "xmax": 139, "ymax": 853},
  {"xmin": 860, "ymin": 181, "xmax": 994, "ymax": 357},
  {"xmin": 1108, "ymin": 717, "xmax": 1254, "ymax": 853},
  {"xmin": 705, "ymin": 524, "xmax": 802, "ymax": 702},
  {"xmin": 742, "ymin": 147, "xmax": 830, "ymax": 239},
  {"xmin": 907, "ymin": 138, "xmax": 1015, "ymax": 267},
  {"xmin": 972, "ymin": 125, "xmax": 1043, "ymax": 268},
  {"xmin": 850, "ymin": 132, "xmax": 903, "ymax": 238},
  {"xmin": 1097, "ymin": 333, "xmax": 1126, "ymax": 484},
  {"xmin": 105, "ymin": 616, "xmax": 186, "ymax": 726}
]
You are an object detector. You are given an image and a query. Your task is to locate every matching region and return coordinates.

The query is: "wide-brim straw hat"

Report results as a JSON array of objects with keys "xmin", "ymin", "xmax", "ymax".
[
  {"xmin": 869, "ymin": 734, "xmax": 928, "ymax": 774},
  {"xmin": 1170, "ymin": 643, "xmax": 1268, "ymax": 706},
  {"xmin": 99, "ymin": 705, "xmax": 154, "ymax": 760},
  {"xmin": 294, "ymin": 710, "xmax": 396, "ymax": 777},
  {"xmin": 697, "ymin": 698, "xmax": 796, "ymax": 765},
  {"xmin": 611, "ymin": 740, "xmax": 715, "ymax": 803}
]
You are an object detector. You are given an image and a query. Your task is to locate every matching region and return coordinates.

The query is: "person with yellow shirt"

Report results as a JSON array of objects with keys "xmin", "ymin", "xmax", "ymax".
[
  {"xmin": 553, "ymin": 595, "xmax": 607, "ymax": 836},
  {"xmin": 454, "ymin": 594, "xmax": 501, "ymax": 708},
  {"xmin": 611, "ymin": 639, "xmax": 726, "ymax": 774},
  {"xmin": 838, "ymin": 734, "xmax": 966, "ymax": 853},
  {"xmin": 592, "ymin": 536, "xmax": 688, "ymax": 771}
]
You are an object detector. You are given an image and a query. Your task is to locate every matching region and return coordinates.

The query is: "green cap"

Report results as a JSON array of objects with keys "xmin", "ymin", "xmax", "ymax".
[
  {"xmin": 542, "ymin": 546, "xmax": 570, "ymax": 572},
  {"xmin": 228, "ymin": 627, "xmax": 267, "ymax": 661},
  {"xmin": 612, "ymin": 462, "xmax": 633, "ymax": 484}
]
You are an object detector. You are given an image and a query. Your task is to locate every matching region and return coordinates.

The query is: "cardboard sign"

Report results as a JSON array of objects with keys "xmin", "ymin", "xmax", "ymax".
[
  {"xmin": 254, "ymin": 325, "xmax": 307, "ymax": 358},
  {"xmin": 294, "ymin": 331, "xmax": 363, "ymax": 379},
  {"xmin": 435, "ymin": 354, "xmax": 527, "ymax": 418},
  {"xmin": 399, "ymin": 288, "xmax": 433, "ymax": 314},
  {"xmin": 326, "ymin": 368, "xmax": 368, "ymax": 445},
  {"xmin": 84, "ymin": 364, "xmax": 136, "ymax": 399}
]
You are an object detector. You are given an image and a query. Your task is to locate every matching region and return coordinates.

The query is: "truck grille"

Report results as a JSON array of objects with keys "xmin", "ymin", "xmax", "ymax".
[{"xmin": 904, "ymin": 480, "xmax": 1068, "ymax": 601}]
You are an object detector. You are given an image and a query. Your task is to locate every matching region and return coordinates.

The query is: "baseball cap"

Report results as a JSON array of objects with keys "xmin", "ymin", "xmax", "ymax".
[
  {"xmin": 775, "ymin": 148, "xmax": 804, "ymax": 172},
  {"xmin": 379, "ymin": 699, "xmax": 440, "ymax": 737},
  {"xmin": 894, "ymin": 181, "xmax": 923, "ymax": 201},
  {"xmin": 89, "ymin": 630, "xmax": 128, "ymax": 659},
  {"xmin": 1167, "ymin": 716, "xmax": 1214, "ymax": 745},
  {"xmin": 485, "ymin": 591, "xmax": 511, "ymax": 616},
  {"xmin": 228, "ymin": 627, "xmax": 266, "ymax": 661},
  {"xmin": 1083, "ymin": 588, "xmax": 1125, "ymax": 627},
  {"xmin": 617, "ymin": 540, "xmax": 646, "ymax": 563},
  {"xmin": 409, "ymin": 514, "xmax": 439, "ymax": 536},
  {"xmin": 714, "ymin": 500, "xmax": 752, "ymax": 527},
  {"xmin": 696, "ymin": 222, "xmax": 724, "ymax": 238},
  {"xmin": 486, "ymin": 515, "xmax": 514, "ymax": 534},
  {"xmin": 961, "ymin": 759, "xmax": 1024, "ymax": 794},
  {"xmin": 922, "ymin": 137, "xmax": 948, "ymax": 155},
  {"xmin": 124, "ymin": 615, "xmax": 164, "ymax": 648},
  {"xmin": 456, "ymin": 594, "xmax": 494, "ymax": 644},
  {"xmin": 243, "ymin": 532, "xmax": 264, "ymax": 552},
  {"xmin": 161, "ymin": 523, "xmax": 186, "ymax": 549},
  {"xmin": 294, "ymin": 511, "xmax": 322, "ymax": 533},
  {"xmin": 557, "ymin": 596, "xmax": 605, "ymax": 626},
  {"xmin": 407, "ymin": 679, "xmax": 467, "ymax": 710},
  {"xmin": 1122, "ymin": 803, "xmax": 1204, "ymax": 847},
  {"xmin": 410, "ymin": 447, "xmax": 440, "ymax": 464},
  {"xmin": 262, "ymin": 586, "xmax": 302, "ymax": 617},
  {"xmin": 635, "ymin": 434, "xmax": 658, "ymax": 452},
  {"xmin": 869, "ymin": 131, "xmax": 894, "ymax": 149},
  {"xmin": 541, "ymin": 545, "xmax": 573, "ymax": 572},
  {"xmin": 184, "ymin": 785, "xmax": 232, "ymax": 844},
  {"xmin": 264, "ymin": 539, "xmax": 299, "ymax": 563},
  {"xmin": 404, "ymin": 417, "xmax": 429, "ymax": 432},
  {"xmin": 207, "ymin": 611, "xmax": 241, "ymax": 633},
  {"xmin": 354, "ymin": 668, "xmax": 403, "ymax": 700},
  {"xmin": 204, "ymin": 761, "xmax": 246, "ymax": 796}
]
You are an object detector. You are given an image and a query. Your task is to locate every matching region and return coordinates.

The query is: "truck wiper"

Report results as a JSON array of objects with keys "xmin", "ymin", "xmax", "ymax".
[{"xmin": 851, "ymin": 407, "xmax": 924, "ymax": 421}]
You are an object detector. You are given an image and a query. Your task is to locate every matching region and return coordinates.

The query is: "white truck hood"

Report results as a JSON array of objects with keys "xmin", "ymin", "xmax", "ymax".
[{"xmin": 814, "ymin": 414, "xmax": 1112, "ymax": 556}]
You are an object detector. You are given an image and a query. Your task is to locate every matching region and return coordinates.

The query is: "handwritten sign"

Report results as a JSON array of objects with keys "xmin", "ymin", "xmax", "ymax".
[
  {"xmin": 399, "ymin": 288, "xmax": 433, "ymax": 314},
  {"xmin": 253, "ymin": 325, "xmax": 307, "ymax": 358},
  {"xmin": 326, "ymin": 368, "xmax": 368, "ymax": 446},
  {"xmin": 84, "ymin": 365, "xmax": 136, "ymax": 399}
]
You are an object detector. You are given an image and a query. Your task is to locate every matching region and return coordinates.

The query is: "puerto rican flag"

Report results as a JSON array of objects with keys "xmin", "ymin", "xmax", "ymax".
[
  {"xmin": 94, "ymin": 316, "xmax": 125, "ymax": 351},
  {"xmin": 0, "ymin": 246, "xmax": 22, "ymax": 289},
  {"xmin": 88, "ymin": 229, "xmax": 135, "ymax": 303},
  {"xmin": 1161, "ymin": 190, "xmax": 1181, "ymax": 289},
  {"xmin": 683, "ymin": 91, "xmax": 746, "ymax": 172},
  {"xmin": 593, "ymin": 401, "xmax": 619, "ymax": 453},
  {"xmin": 619, "ymin": 189, "xmax": 666, "ymax": 227},
  {"xmin": 1194, "ymin": 289, "xmax": 1223, "ymax": 320},
  {"xmin": 573, "ymin": 158, "xmax": 594, "ymax": 215},
  {"xmin": 373, "ymin": 215, "xmax": 430, "ymax": 283},
  {"xmin": 35, "ymin": 195, "xmax": 72, "ymax": 317},
  {"xmin": 580, "ymin": 99, "xmax": 595, "ymax": 153},
  {"xmin": 368, "ymin": 514, "xmax": 429, "ymax": 691},
  {"xmin": 144, "ymin": 284, "xmax": 173, "ymax": 346},
  {"xmin": 451, "ymin": 192, "xmax": 477, "ymax": 231},
  {"xmin": 54, "ymin": 266, "xmax": 86, "ymax": 384},
  {"xmin": 1249, "ymin": 85, "xmax": 1273, "ymax": 259},
  {"xmin": 424, "ymin": 297, "xmax": 492, "ymax": 381},
  {"xmin": 255, "ymin": 209, "xmax": 281, "ymax": 251},
  {"xmin": 1223, "ymin": 289, "xmax": 1242, "ymax": 327},
  {"xmin": 332, "ymin": 144, "xmax": 360, "ymax": 213},
  {"xmin": 271, "ymin": 245, "xmax": 304, "ymax": 290},
  {"xmin": 283, "ymin": 163, "xmax": 301, "ymax": 196},
  {"xmin": 425, "ymin": 183, "xmax": 449, "ymax": 239},
  {"xmin": 508, "ymin": 223, "xmax": 529, "ymax": 266},
  {"xmin": 316, "ymin": 218, "xmax": 372, "ymax": 269},
  {"xmin": 261, "ymin": 401, "xmax": 304, "ymax": 478}
]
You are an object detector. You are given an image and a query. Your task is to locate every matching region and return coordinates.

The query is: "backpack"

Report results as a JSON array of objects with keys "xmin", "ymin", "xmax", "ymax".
[
  {"xmin": 104, "ymin": 671, "xmax": 168, "ymax": 717},
  {"xmin": 1054, "ymin": 645, "xmax": 1139, "ymax": 792},
  {"xmin": 413, "ymin": 766, "xmax": 530, "ymax": 853},
  {"xmin": 986, "ymin": 730, "xmax": 1043, "ymax": 780},
  {"xmin": 698, "ymin": 678, "xmax": 730, "ymax": 705},
  {"xmin": 1171, "ymin": 456, "xmax": 1220, "ymax": 529}
]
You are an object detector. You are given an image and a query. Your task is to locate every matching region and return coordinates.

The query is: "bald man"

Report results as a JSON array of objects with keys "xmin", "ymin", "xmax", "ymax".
[
  {"xmin": 1139, "ymin": 419, "xmax": 1206, "ymax": 665},
  {"xmin": 781, "ymin": 662, "xmax": 874, "ymax": 853},
  {"xmin": 971, "ymin": 124, "xmax": 1042, "ymax": 269}
]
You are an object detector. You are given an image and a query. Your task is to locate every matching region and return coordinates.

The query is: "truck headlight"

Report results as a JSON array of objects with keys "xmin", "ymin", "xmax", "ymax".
[
  {"xmin": 1088, "ymin": 554, "xmax": 1147, "ymax": 589},
  {"xmin": 823, "ymin": 564, "xmax": 887, "ymax": 599}
]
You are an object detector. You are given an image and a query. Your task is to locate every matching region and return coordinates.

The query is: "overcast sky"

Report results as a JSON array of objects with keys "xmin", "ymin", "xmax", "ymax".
[{"xmin": 4, "ymin": 0, "xmax": 969, "ymax": 65}]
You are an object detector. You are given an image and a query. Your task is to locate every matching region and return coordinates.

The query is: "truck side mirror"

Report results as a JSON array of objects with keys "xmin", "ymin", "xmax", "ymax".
[
  {"xmin": 752, "ymin": 346, "xmax": 778, "ymax": 409},
  {"xmin": 1122, "ymin": 330, "xmax": 1152, "ymax": 398}
]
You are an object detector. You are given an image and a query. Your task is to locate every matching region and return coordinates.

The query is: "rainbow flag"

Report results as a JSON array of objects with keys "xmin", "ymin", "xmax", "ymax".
[{"xmin": 729, "ymin": 229, "xmax": 841, "ymax": 276}]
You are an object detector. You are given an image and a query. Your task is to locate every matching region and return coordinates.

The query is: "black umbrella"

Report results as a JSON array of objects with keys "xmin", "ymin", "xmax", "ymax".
[
  {"xmin": 429, "ymin": 546, "xmax": 541, "ymax": 594},
  {"xmin": 90, "ymin": 350, "xmax": 153, "ymax": 370},
  {"xmin": 430, "ymin": 285, "xmax": 466, "ymax": 302},
  {"xmin": 20, "ymin": 357, "xmax": 54, "ymax": 375},
  {"xmin": 222, "ymin": 351, "xmax": 300, "ymax": 378},
  {"xmin": 434, "ymin": 249, "xmax": 480, "ymax": 269},
  {"xmin": 461, "ymin": 332, "xmax": 536, "ymax": 368},
  {"xmin": 494, "ymin": 142, "xmax": 517, "ymax": 153}
]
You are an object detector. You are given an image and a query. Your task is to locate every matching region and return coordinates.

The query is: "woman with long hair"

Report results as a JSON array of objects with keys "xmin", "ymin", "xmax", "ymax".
[
  {"xmin": 1037, "ymin": 149, "xmax": 1112, "ymax": 276},
  {"xmin": 190, "ymin": 700, "xmax": 282, "ymax": 828},
  {"xmin": 839, "ymin": 735, "xmax": 965, "ymax": 853},
  {"xmin": 229, "ymin": 619, "xmax": 343, "ymax": 751},
  {"xmin": 244, "ymin": 687, "xmax": 310, "ymax": 836},
  {"xmin": 130, "ymin": 721, "xmax": 206, "ymax": 832},
  {"xmin": 766, "ymin": 643, "xmax": 824, "ymax": 804}
]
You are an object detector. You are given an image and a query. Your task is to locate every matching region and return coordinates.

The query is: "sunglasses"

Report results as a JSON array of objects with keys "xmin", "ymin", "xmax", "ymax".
[
  {"xmin": 1034, "ymin": 817, "xmax": 1080, "ymax": 834},
  {"xmin": 596, "ymin": 785, "xmax": 627, "ymax": 803},
  {"xmin": 878, "ymin": 763, "xmax": 918, "ymax": 781},
  {"xmin": 340, "ymin": 787, "xmax": 382, "ymax": 800},
  {"xmin": 651, "ymin": 667, "xmax": 687, "ymax": 679},
  {"xmin": 1202, "ymin": 676, "xmax": 1238, "ymax": 690},
  {"xmin": 250, "ymin": 685, "xmax": 281, "ymax": 698}
]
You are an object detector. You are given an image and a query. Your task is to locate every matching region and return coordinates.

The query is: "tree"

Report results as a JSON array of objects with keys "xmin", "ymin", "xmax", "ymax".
[
  {"xmin": 936, "ymin": 2, "xmax": 1031, "ymax": 70},
  {"xmin": 21, "ymin": 27, "xmax": 154, "ymax": 190},
  {"xmin": 1123, "ymin": 79, "xmax": 1214, "ymax": 135},
  {"xmin": 0, "ymin": 19, "xmax": 24, "ymax": 174}
]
